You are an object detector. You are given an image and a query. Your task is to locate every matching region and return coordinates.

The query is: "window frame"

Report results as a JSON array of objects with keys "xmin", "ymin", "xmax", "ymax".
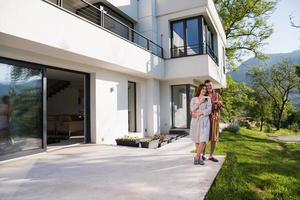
[
  {"xmin": 170, "ymin": 16, "xmax": 218, "ymax": 64},
  {"xmin": 170, "ymin": 16, "xmax": 203, "ymax": 58},
  {"xmin": 128, "ymin": 81, "xmax": 137, "ymax": 132}
]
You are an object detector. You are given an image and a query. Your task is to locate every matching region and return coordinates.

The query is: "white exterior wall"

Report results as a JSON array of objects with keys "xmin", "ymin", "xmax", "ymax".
[
  {"xmin": 146, "ymin": 79, "xmax": 160, "ymax": 136},
  {"xmin": 137, "ymin": 0, "xmax": 158, "ymax": 43},
  {"xmin": 94, "ymin": 68, "xmax": 148, "ymax": 144},
  {"xmin": 106, "ymin": 0, "xmax": 138, "ymax": 21}
]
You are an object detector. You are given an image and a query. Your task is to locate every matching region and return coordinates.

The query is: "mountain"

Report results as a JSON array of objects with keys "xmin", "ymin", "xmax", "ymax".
[
  {"xmin": 230, "ymin": 49, "xmax": 300, "ymax": 85},
  {"xmin": 0, "ymin": 83, "xmax": 11, "ymax": 97},
  {"xmin": 230, "ymin": 49, "xmax": 300, "ymax": 108}
]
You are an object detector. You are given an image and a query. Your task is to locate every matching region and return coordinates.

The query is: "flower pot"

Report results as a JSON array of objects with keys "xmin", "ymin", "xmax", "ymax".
[
  {"xmin": 158, "ymin": 140, "xmax": 168, "ymax": 147},
  {"xmin": 115, "ymin": 139, "xmax": 140, "ymax": 147},
  {"xmin": 140, "ymin": 139, "xmax": 159, "ymax": 149}
]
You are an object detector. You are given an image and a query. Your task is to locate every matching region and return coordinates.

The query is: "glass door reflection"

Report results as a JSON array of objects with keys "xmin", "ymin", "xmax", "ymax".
[{"xmin": 0, "ymin": 62, "xmax": 43, "ymax": 158}]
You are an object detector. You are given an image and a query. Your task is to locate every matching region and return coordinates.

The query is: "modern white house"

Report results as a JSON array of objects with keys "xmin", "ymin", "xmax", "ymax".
[{"xmin": 0, "ymin": 0, "xmax": 226, "ymax": 160}]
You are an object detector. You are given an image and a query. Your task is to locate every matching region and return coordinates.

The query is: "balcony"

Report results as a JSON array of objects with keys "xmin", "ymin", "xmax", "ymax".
[
  {"xmin": 0, "ymin": 0, "xmax": 164, "ymax": 79},
  {"xmin": 171, "ymin": 43, "xmax": 218, "ymax": 64},
  {"xmin": 46, "ymin": 0, "xmax": 163, "ymax": 58},
  {"xmin": 164, "ymin": 53, "xmax": 226, "ymax": 88}
]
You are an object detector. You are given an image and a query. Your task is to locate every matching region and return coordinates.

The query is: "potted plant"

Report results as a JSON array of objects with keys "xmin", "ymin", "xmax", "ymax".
[
  {"xmin": 115, "ymin": 135, "xmax": 140, "ymax": 147},
  {"xmin": 153, "ymin": 134, "xmax": 168, "ymax": 147},
  {"xmin": 140, "ymin": 137, "xmax": 160, "ymax": 149},
  {"xmin": 166, "ymin": 135, "xmax": 176, "ymax": 143}
]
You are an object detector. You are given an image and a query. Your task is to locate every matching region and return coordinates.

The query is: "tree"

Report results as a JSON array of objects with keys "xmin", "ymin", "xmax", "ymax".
[
  {"xmin": 296, "ymin": 66, "xmax": 300, "ymax": 77},
  {"xmin": 214, "ymin": 0, "xmax": 277, "ymax": 69},
  {"xmin": 246, "ymin": 90, "xmax": 272, "ymax": 131},
  {"xmin": 248, "ymin": 59, "xmax": 300, "ymax": 130},
  {"xmin": 220, "ymin": 75, "xmax": 254, "ymax": 122}
]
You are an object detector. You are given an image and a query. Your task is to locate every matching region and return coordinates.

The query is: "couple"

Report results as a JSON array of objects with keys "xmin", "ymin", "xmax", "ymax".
[{"xmin": 190, "ymin": 80, "xmax": 223, "ymax": 165}]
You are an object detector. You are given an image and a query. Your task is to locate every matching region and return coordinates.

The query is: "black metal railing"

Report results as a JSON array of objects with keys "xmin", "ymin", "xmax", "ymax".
[
  {"xmin": 204, "ymin": 43, "xmax": 218, "ymax": 64},
  {"xmin": 171, "ymin": 43, "xmax": 218, "ymax": 64},
  {"xmin": 46, "ymin": 0, "xmax": 163, "ymax": 58}
]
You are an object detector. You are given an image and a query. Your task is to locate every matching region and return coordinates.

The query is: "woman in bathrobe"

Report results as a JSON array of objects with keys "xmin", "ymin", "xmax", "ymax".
[{"xmin": 190, "ymin": 84, "xmax": 212, "ymax": 165}]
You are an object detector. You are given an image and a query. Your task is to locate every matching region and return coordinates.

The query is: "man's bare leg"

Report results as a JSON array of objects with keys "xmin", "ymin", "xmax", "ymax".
[{"xmin": 209, "ymin": 141, "xmax": 218, "ymax": 162}]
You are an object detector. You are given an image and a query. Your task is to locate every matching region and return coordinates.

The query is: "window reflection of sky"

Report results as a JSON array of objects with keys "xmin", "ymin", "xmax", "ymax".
[
  {"xmin": 172, "ymin": 18, "xmax": 201, "ymax": 55},
  {"xmin": 0, "ymin": 63, "xmax": 41, "ymax": 85}
]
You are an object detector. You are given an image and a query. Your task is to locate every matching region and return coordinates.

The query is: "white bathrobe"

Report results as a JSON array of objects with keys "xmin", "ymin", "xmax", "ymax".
[{"xmin": 189, "ymin": 97, "xmax": 212, "ymax": 143}]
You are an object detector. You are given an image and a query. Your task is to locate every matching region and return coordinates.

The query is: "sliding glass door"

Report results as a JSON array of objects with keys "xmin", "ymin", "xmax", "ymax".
[
  {"xmin": 171, "ymin": 84, "xmax": 197, "ymax": 129},
  {"xmin": 0, "ymin": 59, "xmax": 43, "ymax": 159},
  {"xmin": 171, "ymin": 85, "xmax": 187, "ymax": 128}
]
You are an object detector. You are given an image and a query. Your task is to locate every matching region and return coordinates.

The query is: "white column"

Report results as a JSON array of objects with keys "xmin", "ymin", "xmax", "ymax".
[
  {"xmin": 90, "ymin": 72, "xmax": 98, "ymax": 143},
  {"xmin": 138, "ymin": 0, "xmax": 158, "ymax": 43},
  {"xmin": 146, "ymin": 79, "xmax": 160, "ymax": 136}
]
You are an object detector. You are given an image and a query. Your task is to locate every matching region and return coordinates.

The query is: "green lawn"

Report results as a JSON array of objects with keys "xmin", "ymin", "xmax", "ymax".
[
  {"xmin": 206, "ymin": 128, "xmax": 300, "ymax": 200},
  {"xmin": 268, "ymin": 128, "xmax": 300, "ymax": 136}
]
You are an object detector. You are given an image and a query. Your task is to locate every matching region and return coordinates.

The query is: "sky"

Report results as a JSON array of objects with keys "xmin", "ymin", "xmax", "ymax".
[{"xmin": 263, "ymin": 0, "xmax": 300, "ymax": 54}]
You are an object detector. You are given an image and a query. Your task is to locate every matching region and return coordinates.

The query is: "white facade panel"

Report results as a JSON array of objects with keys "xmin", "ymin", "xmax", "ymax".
[
  {"xmin": 165, "ymin": 56, "xmax": 209, "ymax": 80},
  {"xmin": 94, "ymin": 69, "xmax": 148, "ymax": 144}
]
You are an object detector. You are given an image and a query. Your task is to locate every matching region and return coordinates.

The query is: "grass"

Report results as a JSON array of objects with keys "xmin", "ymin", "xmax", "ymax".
[
  {"xmin": 268, "ymin": 128, "xmax": 300, "ymax": 136},
  {"xmin": 251, "ymin": 127, "xmax": 300, "ymax": 136},
  {"xmin": 205, "ymin": 128, "xmax": 300, "ymax": 200}
]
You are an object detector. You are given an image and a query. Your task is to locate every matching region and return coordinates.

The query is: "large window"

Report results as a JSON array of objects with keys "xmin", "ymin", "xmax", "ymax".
[
  {"xmin": 171, "ymin": 16, "xmax": 218, "ymax": 63},
  {"xmin": 0, "ymin": 60, "xmax": 43, "ymax": 158},
  {"xmin": 186, "ymin": 18, "xmax": 200, "ymax": 55},
  {"xmin": 171, "ymin": 21, "xmax": 185, "ymax": 57}
]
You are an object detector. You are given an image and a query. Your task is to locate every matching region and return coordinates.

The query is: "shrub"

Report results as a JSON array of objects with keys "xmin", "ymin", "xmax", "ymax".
[
  {"xmin": 115, "ymin": 135, "xmax": 140, "ymax": 147},
  {"xmin": 254, "ymin": 122, "xmax": 258, "ymax": 127},
  {"xmin": 264, "ymin": 124, "xmax": 273, "ymax": 133},
  {"xmin": 117, "ymin": 134, "xmax": 140, "ymax": 141},
  {"xmin": 152, "ymin": 134, "xmax": 166, "ymax": 142},
  {"xmin": 289, "ymin": 123, "xmax": 299, "ymax": 132},
  {"xmin": 239, "ymin": 120, "xmax": 251, "ymax": 129},
  {"xmin": 223, "ymin": 123, "xmax": 240, "ymax": 133}
]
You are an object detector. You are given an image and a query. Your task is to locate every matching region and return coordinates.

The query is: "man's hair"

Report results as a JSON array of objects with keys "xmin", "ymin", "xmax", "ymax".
[{"xmin": 204, "ymin": 80, "xmax": 211, "ymax": 84}]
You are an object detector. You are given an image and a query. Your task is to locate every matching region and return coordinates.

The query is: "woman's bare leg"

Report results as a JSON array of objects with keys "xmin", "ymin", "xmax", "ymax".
[
  {"xmin": 195, "ymin": 143, "xmax": 200, "ymax": 159},
  {"xmin": 197, "ymin": 142, "xmax": 206, "ymax": 160}
]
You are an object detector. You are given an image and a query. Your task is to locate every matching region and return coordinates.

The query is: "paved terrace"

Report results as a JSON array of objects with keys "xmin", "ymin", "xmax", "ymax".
[{"xmin": 0, "ymin": 137, "xmax": 225, "ymax": 200}]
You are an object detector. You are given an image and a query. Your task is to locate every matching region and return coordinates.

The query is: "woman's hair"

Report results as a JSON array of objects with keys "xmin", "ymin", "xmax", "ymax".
[{"xmin": 195, "ymin": 84, "xmax": 207, "ymax": 97}]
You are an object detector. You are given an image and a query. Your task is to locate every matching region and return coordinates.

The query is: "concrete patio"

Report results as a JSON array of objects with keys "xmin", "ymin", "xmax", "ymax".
[{"xmin": 0, "ymin": 137, "xmax": 225, "ymax": 200}]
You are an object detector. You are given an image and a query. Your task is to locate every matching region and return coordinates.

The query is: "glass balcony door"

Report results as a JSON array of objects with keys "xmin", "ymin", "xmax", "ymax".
[{"xmin": 171, "ymin": 85, "xmax": 197, "ymax": 129}]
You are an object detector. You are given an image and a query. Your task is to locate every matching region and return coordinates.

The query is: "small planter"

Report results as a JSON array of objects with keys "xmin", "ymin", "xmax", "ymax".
[
  {"xmin": 165, "ymin": 135, "xmax": 176, "ymax": 143},
  {"xmin": 115, "ymin": 139, "xmax": 140, "ymax": 147},
  {"xmin": 158, "ymin": 140, "xmax": 168, "ymax": 147},
  {"xmin": 140, "ymin": 139, "xmax": 159, "ymax": 149}
]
